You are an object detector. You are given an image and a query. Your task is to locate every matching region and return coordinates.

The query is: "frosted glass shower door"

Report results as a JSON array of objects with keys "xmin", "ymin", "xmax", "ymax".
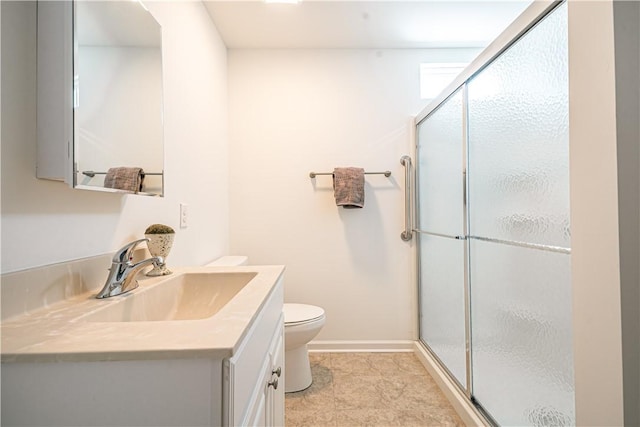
[
  {"xmin": 416, "ymin": 89, "xmax": 467, "ymax": 389},
  {"xmin": 467, "ymin": 3, "xmax": 574, "ymax": 425}
]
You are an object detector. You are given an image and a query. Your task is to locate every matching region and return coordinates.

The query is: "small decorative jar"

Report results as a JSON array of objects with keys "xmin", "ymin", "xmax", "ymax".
[{"xmin": 144, "ymin": 223, "xmax": 175, "ymax": 276}]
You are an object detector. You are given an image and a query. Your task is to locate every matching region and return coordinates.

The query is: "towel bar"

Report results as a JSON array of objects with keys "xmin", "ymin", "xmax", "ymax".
[
  {"xmin": 82, "ymin": 171, "xmax": 164, "ymax": 178},
  {"xmin": 309, "ymin": 171, "xmax": 391, "ymax": 178}
]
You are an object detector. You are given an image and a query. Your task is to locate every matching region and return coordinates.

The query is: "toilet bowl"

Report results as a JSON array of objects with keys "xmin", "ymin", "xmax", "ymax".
[{"xmin": 284, "ymin": 303, "xmax": 325, "ymax": 393}]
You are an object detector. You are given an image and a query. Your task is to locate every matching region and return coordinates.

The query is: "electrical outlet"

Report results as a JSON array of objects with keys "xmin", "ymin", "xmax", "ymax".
[{"xmin": 180, "ymin": 203, "xmax": 189, "ymax": 228}]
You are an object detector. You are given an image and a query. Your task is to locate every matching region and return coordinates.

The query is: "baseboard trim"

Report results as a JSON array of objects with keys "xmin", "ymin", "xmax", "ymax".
[
  {"xmin": 413, "ymin": 342, "xmax": 488, "ymax": 427},
  {"xmin": 308, "ymin": 340, "xmax": 415, "ymax": 353}
]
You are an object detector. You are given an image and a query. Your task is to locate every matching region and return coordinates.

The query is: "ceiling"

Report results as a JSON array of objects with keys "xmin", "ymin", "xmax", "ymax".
[{"xmin": 203, "ymin": 0, "xmax": 532, "ymax": 49}]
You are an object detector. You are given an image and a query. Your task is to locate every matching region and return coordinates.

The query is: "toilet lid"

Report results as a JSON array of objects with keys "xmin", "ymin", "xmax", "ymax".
[{"xmin": 284, "ymin": 303, "xmax": 325, "ymax": 325}]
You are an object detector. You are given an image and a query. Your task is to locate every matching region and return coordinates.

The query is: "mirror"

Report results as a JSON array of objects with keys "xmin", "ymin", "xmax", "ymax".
[{"xmin": 73, "ymin": 1, "xmax": 164, "ymax": 196}]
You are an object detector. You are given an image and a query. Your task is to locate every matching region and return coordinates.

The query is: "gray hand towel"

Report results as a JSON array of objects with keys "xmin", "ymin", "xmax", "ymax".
[
  {"xmin": 104, "ymin": 167, "xmax": 145, "ymax": 193},
  {"xmin": 333, "ymin": 167, "xmax": 365, "ymax": 208}
]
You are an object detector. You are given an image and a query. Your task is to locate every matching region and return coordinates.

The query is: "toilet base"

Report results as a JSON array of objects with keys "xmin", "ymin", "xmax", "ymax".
[{"xmin": 284, "ymin": 345, "xmax": 313, "ymax": 393}]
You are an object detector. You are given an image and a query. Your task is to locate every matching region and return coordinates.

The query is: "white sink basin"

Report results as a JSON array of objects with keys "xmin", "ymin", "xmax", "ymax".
[{"xmin": 84, "ymin": 272, "xmax": 257, "ymax": 322}]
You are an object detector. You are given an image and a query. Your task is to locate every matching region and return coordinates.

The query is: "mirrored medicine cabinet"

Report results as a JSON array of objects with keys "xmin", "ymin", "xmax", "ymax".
[{"xmin": 36, "ymin": 0, "xmax": 165, "ymax": 197}]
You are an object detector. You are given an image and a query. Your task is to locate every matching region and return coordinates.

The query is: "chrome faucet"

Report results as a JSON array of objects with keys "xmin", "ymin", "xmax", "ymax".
[{"xmin": 96, "ymin": 238, "xmax": 164, "ymax": 299}]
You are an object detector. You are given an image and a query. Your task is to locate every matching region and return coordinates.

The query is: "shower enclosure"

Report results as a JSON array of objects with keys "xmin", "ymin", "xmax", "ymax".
[{"xmin": 414, "ymin": 2, "xmax": 574, "ymax": 425}]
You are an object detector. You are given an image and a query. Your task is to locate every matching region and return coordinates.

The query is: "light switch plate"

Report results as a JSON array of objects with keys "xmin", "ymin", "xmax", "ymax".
[{"xmin": 180, "ymin": 203, "xmax": 188, "ymax": 228}]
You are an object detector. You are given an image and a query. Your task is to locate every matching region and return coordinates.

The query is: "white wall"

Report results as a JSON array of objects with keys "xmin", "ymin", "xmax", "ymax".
[
  {"xmin": 0, "ymin": 1, "xmax": 229, "ymax": 273},
  {"xmin": 228, "ymin": 48, "xmax": 479, "ymax": 342},
  {"xmin": 568, "ymin": 1, "xmax": 624, "ymax": 424}
]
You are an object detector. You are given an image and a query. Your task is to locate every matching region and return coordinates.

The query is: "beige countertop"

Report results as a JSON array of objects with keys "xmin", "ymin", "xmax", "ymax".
[{"xmin": 1, "ymin": 265, "xmax": 285, "ymax": 363}]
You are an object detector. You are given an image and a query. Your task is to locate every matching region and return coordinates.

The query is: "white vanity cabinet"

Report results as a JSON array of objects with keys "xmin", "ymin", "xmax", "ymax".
[
  {"xmin": 1, "ymin": 265, "xmax": 285, "ymax": 427},
  {"xmin": 224, "ymin": 281, "xmax": 285, "ymax": 426}
]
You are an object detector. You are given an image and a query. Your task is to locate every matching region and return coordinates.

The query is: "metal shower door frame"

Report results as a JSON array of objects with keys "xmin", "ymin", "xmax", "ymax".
[
  {"xmin": 414, "ymin": 83, "xmax": 472, "ymax": 399},
  {"xmin": 412, "ymin": 1, "xmax": 568, "ymax": 423}
]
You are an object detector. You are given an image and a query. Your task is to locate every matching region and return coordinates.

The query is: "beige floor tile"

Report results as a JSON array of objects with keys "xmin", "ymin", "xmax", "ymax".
[
  {"xmin": 309, "ymin": 352, "xmax": 331, "ymax": 366},
  {"xmin": 347, "ymin": 353, "xmax": 398, "ymax": 376},
  {"xmin": 335, "ymin": 409, "xmax": 398, "ymax": 427},
  {"xmin": 285, "ymin": 374, "xmax": 334, "ymax": 412},
  {"xmin": 285, "ymin": 409, "xmax": 338, "ymax": 427},
  {"xmin": 285, "ymin": 390, "xmax": 335, "ymax": 412},
  {"xmin": 394, "ymin": 410, "xmax": 466, "ymax": 427},
  {"xmin": 336, "ymin": 409, "xmax": 465, "ymax": 427},
  {"xmin": 310, "ymin": 361, "xmax": 334, "ymax": 384},
  {"xmin": 381, "ymin": 376, "xmax": 452, "ymax": 411},
  {"xmin": 285, "ymin": 352, "xmax": 464, "ymax": 427},
  {"xmin": 333, "ymin": 375, "xmax": 392, "ymax": 410},
  {"xmin": 330, "ymin": 353, "xmax": 380, "ymax": 376},
  {"xmin": 391, "ymin": 352, "xmax": 432, "ymax": 375},
  {"xmin": 309, "ymin": 363, "xmax": 334, "ymax": 388},
  {"xmin": 330, "ymin": 352, "xmax": 434, "ymax": 378}
]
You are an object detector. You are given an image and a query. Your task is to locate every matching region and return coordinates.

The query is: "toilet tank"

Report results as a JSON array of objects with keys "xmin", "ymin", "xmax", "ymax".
[{"xmin": 205, "ymin": 256, "xmax": 249, "ymax": 267}]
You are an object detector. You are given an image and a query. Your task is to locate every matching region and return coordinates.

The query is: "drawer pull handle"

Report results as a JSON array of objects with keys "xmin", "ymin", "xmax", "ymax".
[
  {"xmin": 272, "ymin": 367, "xmax": 282, "ymax": 377},
  {"xmin": 268, "ymin": 377, "xmax": 279, "ymax": 390}
]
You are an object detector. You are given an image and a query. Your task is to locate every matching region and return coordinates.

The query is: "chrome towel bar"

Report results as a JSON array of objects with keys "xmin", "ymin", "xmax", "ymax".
[{"xmin": 309, "ymin": 171, "xmax": 391, "ymax": 178}]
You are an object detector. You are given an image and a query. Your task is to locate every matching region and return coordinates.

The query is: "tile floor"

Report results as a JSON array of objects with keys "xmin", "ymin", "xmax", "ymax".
[{"xmin": 285, "ymin": 352, "xmax": 465, "ymax": 427}]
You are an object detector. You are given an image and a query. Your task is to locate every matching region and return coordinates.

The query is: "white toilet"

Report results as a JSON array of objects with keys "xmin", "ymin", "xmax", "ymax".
[
  {"xmin": 283, "ymin": 303, "xmax": 325, "ymax": 393},
  {"xmin": 205, "ymin": 256, "xmax": 325, "ymax": 393}
]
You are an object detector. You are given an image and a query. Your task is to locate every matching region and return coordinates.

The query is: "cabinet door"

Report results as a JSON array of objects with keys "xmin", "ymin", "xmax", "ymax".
[
  {"xmin": 268, "ymin": 325, "xmax": 285, "ymax": 427},
  {"xmin": 245, "ymin": 361, "xmax": 269, "ymax": 427},
  {"xmin": 226, "ymin": 280, "xmax": 283, "ymax": 426},
  {"xmin": 37, "ymin": 1, "xmax": 73, "ymax": 183},
  {"xmin": 246, "ymin": 319, "xmax": 284, "ymax": 427}
]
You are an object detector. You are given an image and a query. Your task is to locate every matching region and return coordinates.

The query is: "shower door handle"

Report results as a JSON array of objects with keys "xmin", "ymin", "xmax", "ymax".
[
  {"xmin": 400, "ymin": 155, "xmax": 413, "ymax": 241},
  {"xmin": 463, "ymin": 170, "xmax": 467, "ymax": 205}
]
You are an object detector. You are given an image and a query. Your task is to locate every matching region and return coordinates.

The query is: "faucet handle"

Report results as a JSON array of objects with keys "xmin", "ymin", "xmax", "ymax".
[{"xmin": 112, "ymin": 238, "xmax": 149, "ymax": 263}]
